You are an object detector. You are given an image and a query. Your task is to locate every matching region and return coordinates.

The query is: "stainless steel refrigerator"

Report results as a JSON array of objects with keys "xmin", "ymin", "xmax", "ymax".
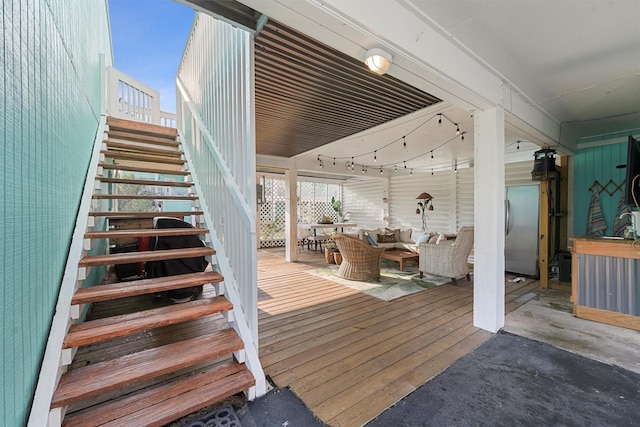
[{"xmin": 505, "ymin": 185, "xmax": 540, "ymax": 276}]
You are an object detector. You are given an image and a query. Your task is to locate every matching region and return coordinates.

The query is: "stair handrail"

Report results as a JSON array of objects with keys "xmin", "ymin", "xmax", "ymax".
[
  {"xmin": 179, "ymin": 129, "xmax": 266, "ymax": 398},
  {"xmin": 28, "ymin": 116, "xmax": 107, "ymax": 427}
]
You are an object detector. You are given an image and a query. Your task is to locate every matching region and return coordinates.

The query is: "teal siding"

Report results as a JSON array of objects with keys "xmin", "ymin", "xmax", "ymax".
[
  {"xmin": 0, "ymin": 1, "xmax": 111, "ymax": 424},
  {"xmin": 574, "ymin": 129, "xmax": 640, "ymax": 236}
]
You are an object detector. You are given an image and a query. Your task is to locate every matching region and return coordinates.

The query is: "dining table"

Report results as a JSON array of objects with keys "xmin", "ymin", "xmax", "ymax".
[{"xmin": 298, "ymin": 222, "xmax": 358, "ymax": 251}]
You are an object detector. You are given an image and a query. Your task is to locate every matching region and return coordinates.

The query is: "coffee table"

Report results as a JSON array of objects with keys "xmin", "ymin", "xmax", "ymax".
[{"xmin": 380, "ymin": 250, "xmax": 419, "ymax": 271}]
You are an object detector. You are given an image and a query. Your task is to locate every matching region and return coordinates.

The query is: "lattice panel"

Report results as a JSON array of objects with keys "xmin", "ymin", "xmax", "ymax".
[{"xmin": 259, "ymin": 177, "xmax": 342, "ymax": 247}]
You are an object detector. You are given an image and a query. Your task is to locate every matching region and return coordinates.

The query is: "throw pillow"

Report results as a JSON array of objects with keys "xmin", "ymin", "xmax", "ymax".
[
  {"xmin": 428, "ymin": 233, "xmax": 439, "ymax": 244},
  {"xmin": 386, "ymin": 228, "xmax": 401, "ymax": 242},
  {"xmin": 364, "ymin": 232, "xmax": 378, "ymax": 246},
  {"xmin": 377, "ymin": 232, "xmax": 396, "ymax": 243},
  {"xmin": 362, "ymin": 229, "xmax": 378, "ymax": 244},
  {"xmin": 416, "ymin": 232, "xmax": 430, "ymax": 245},
  {"xmin": 399, "ymin": 228, "xmax": 412, "ymax": 242}
]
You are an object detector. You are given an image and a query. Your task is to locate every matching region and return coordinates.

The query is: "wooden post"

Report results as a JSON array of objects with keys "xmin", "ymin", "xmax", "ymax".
[
  {"xmin": 539, "ymin": 180, "xmax": 550, "ymax": 289},
  {"xmin": 559, "ymin": 157, "xmax": 569, "ymax": 251}
]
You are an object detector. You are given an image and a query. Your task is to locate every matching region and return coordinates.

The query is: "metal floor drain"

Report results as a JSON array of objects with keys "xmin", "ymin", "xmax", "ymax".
[{"xmin": 184, "ymin": 405, "xmax": 241, "ymax": 427}]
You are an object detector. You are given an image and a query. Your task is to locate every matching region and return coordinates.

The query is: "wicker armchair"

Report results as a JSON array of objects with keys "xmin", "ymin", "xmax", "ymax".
[
  {"xmin": 419, "ymin": 226, "xmax": 474, "ymax": 285},
  {"xmin": 332, "ymin": 234, "xmax": 386, "ymax": 281}
]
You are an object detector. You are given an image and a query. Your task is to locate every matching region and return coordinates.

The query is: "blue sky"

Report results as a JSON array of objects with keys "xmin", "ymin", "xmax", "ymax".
[{"xmin": 108, "ymin": 0, "xmax": 195, "ymax": 113}]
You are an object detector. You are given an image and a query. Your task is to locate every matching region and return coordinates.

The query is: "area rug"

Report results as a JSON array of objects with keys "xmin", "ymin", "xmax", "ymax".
[{"xmin": 305, "ymin": 260, "xmax": 452, "ymax": 301}]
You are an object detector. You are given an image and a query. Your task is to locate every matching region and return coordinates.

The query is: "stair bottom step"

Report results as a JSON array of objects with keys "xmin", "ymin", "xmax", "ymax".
[{"xmin": 62, "ymin": 360, "xmax": 255, "ymax": 427}]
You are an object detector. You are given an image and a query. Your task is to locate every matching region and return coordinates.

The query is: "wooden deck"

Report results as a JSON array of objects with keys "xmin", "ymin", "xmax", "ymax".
[{"xmin": 257, "ymin": 248, "xmax": 543, "ymax": 426}]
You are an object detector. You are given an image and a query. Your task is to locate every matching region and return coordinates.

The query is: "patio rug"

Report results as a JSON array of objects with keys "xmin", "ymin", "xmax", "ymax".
[{"xmin": 305, "ymin": 260, "xmax": 452, "ymax": 301}]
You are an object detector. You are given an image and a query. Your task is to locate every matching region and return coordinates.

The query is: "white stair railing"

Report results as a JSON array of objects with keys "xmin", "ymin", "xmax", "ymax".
[
  {"xmin": 176, "ymin": 12, "xmax": 265, "ymax": 397},
  {"xmin": 106, "ymin": 66, "xmax": 176, "ymax": 127}
]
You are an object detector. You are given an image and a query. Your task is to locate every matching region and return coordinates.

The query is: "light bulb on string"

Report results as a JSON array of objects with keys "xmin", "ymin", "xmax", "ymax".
[
  {"xmin": 438, "ymin": 114, "xmax": 442, "ymax": 126},
  {"xmin": 460, "ymin": 132, "xmax": 465, "ymax": 141},
  {"xmin": 410, "ymin": 168, "xmax": 413, "ymax": 175},
  {"xmin": 404, "ymin": 161, "xmax": 407, "ymax": 169},
  {"xmin": 403, "ymin": 136, "xmax": 407, "ymax": 149},
  {"xmin": 380, "ymin": 167, "xmax": 383, "ymax": 175},
  {"xmin": 517, "ymin": 141, "xmax": 520, "ymax": 150},
  {"xmin": 333, "ymin": 157, "xmax": 336, "ymax": 166},
  {"xmin": 431, "ymin": 151, "xmax": 434, "ymax": 160},
  {"xmin": 431, "ymin": 169, "xmax": 434, "ymax": 176},
  {"xmin": 455, "ymin": 124, "xmax": 460, "ymax": 135},
  {"xmin": 394, "ymin": 165, "xmax": 398, "ymax": 173},
  {"xmin": 374, "ymin": 151, "xmax": 377, "ymax": 162}
]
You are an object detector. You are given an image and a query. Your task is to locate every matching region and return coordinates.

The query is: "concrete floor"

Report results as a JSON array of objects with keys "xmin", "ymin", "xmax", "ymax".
[{"xmin": 504, "ymin": 288, "xmax": 640, "ymax": 375}]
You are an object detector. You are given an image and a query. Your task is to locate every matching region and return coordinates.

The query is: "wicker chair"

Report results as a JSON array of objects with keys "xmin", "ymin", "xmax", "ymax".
[
  {"xmin": 419, "ymin": 226, "xmax": 474, "ymax": 285},
  {"xmin": 332, "ymin": 234, "xmax": 386, "ymax": 280}
]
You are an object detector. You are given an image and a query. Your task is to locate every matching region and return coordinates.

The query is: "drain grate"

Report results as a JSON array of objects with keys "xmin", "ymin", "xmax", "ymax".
[{"xmin": 184, "ymin": 405, "xmax": 241, "ymax": 427}]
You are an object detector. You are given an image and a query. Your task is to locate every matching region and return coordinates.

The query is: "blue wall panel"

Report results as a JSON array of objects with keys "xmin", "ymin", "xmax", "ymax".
[
  {"xmin": 574, "ymin": 130, "xmax": 640, "ymax": 236},
  {"xmin": 0, "ymin": 0, "xmax": 111, "ymax": 424}
]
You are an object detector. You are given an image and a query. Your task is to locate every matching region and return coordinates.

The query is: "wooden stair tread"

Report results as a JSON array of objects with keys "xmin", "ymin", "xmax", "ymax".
[
  {"xmin": 96, "ymin": 177, "xmax": 193, "ymax": 187},
  {"xmin": 85, "ymin": 228, "xmax": 208, "ymax": 240},
  {"xmin": 72, "ymin": 271, "xmax": 223, "ymax": 304},
  {"xmin": 104, "ymin": 140, "xmax": 183, "ymax": 157},
  {"xmin": 92, "ymin": 194, "xmax": 198, "ymax": 200},
  {"xmin": 64, "ymin": 297, "xmax": 233, "ymax": 348},
  {"xmin": 79, "ymin": 247, "xmax": 216, "ymax": 267},
  {"xmin": 105, "ymin": 129, "xmax": 180, "ymax": 147},
  {"xmin": 89, "ymin": 211, "xmax": 203, "ymax": 218},
  {"xmin": 61, "ymin": 361, "xmax": 254, "ymax": 427},
  {"xmin": 99, "ymin": 163, "xmax": 191, "ymax": 176},
  {"xmin": 51, "ymin": 330, "xmax": 244, "ymax": 408},
  {"xmin": 106, "ymin": 117, "xmax": 178, "ymax": 138},
  {"xmin": 101, "ymin": 150, "xmax": 186, "ymax": 165}
]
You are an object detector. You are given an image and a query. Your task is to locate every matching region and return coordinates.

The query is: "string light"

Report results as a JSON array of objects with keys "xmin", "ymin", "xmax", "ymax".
[
  {"xmin": 380, "ymin": 167, "xmax": 383, "ymax": 175},
  {"xmin": 394, "ymin": 165, "xmax": 398, "ymax": 173},
  {"xmin": 410, "ymin": 168, "xmax": 413, "ymax": 175},
  {"xmin": 431, "ymin": 169, "xmax": 434, "ymax": 176},
  {"xmin": 314, "ymin": 112, "xmax": 467, "ymax": 175},
  {"xmin": 517, "ymin": 141, "xmax": 520, "ymax": 150}
]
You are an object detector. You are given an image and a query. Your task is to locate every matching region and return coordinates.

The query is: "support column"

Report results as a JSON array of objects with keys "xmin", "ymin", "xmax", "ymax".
[
  {"xmin": 285, "ymin": 167, "xmax": 298, "ymax": 262},
  {"xmin": 473, "ymin": 107, "xmax": 505, "ymax": 332}
]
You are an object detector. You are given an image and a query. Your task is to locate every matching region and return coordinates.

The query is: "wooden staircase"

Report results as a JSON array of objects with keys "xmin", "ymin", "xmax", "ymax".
[{"xmin": 50, "ymin": 117, "xmax": 255, "ymax": 426}]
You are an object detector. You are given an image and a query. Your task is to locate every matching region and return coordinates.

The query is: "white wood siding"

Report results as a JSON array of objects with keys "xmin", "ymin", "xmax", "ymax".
[{"xmin": 342, "ymin": 161, "xmax": 534, "ymax": 238}]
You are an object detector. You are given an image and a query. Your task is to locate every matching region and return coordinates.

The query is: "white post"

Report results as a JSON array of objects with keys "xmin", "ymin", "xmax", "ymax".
[
  {"xmin": 285, "ymin": 167, "xmax": 298, "ymax": 262},
  {"xmin": 473, "ymin": 107, "xmax": 506, "ymax": 332}
]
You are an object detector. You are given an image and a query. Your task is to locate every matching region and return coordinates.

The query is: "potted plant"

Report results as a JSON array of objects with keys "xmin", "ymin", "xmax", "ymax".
[
  {"xmin": 324, "ymin": 240, "xmax": 338, "ymax": 263},
  {"xmin": 331, "ymin": 196, "xmax": 350, "ymax": 223}
]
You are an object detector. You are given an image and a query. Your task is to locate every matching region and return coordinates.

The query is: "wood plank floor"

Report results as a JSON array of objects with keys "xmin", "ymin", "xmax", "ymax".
[{"xmin": 257, "ymin": 248, "xmax": 543, "ymax": 427}]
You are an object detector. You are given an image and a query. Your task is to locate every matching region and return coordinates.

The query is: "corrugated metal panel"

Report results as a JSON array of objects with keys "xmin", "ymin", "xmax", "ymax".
[
  {"xmin": 578, "ymin": 254, "xmax": 639, "ymax": 315},
  {"xmin": 1, "ymin": 1, "xmax": 111, "ymax": 424},
  {"xmin": 343, "ymin": 180, "xmax": 387, "ymax": 229}
]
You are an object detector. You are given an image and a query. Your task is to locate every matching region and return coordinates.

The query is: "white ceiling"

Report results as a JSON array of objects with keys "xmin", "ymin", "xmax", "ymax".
[{"xmin": 289, "ymin": 0, "xmax": 640, "ymax": 178}]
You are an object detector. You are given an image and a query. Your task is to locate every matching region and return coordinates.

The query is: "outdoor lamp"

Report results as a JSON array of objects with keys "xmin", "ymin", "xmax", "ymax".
[
  {"xmin": 416, "ymin": 192, "xmax": 434, "ymax": 231},
  {"xmin": 364, "ymin": 48, "xmax": 392, "ymax": 75}
]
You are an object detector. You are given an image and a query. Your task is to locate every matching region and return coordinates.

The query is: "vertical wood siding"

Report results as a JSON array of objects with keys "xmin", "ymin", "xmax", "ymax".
[
  {"xmin": 0, "ymin": 1, "xmax": 111, "ymax": 424},
  {"xmin": 574, "ymin": 140, "xmax": 630, "ymax": 236}
]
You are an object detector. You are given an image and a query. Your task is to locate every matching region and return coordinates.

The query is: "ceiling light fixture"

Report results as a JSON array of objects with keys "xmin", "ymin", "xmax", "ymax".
[{"xmin": 364, "ymin": 48, "xmax": 392, "ymax": 75}]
